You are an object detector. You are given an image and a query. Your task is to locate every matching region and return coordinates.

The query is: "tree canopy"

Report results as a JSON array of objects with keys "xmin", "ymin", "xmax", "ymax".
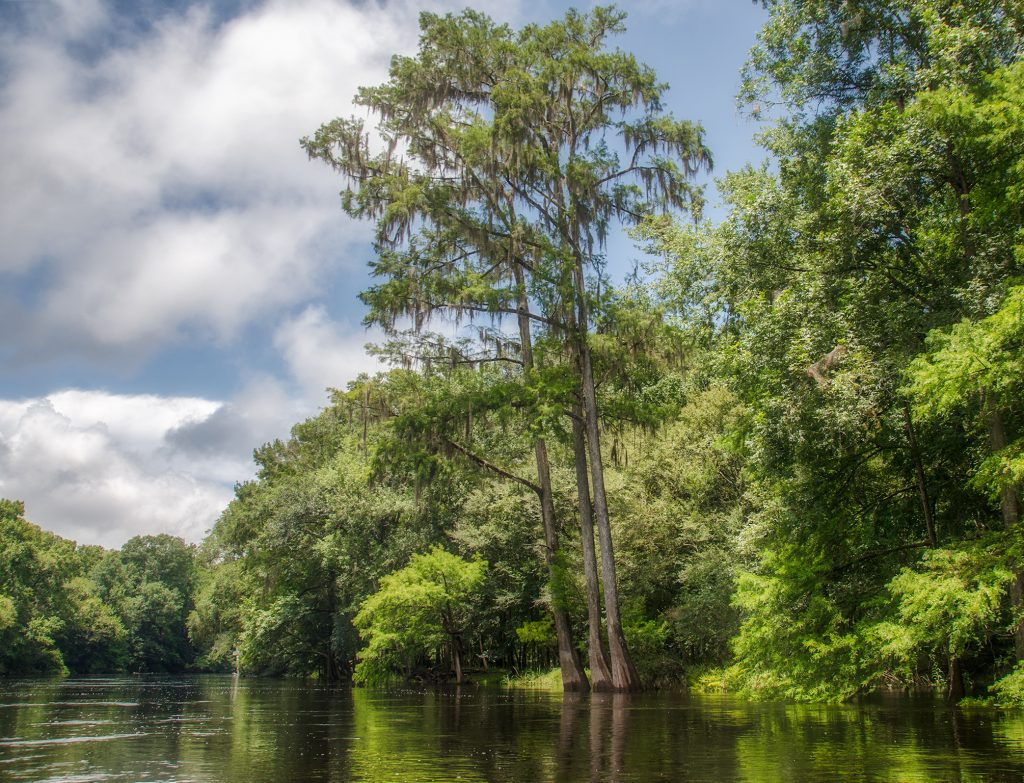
[{"xmin": 353, "ymin": 546, "xmax": 486, "ymax": 684}]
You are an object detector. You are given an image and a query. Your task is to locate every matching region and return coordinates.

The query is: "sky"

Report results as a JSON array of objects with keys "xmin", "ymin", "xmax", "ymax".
[{"xmin": 0, "ymin": 0, "xmax": 768, "ymax": 548}]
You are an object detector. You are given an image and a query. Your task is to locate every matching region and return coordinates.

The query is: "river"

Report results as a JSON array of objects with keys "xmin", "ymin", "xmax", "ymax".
[{"xmin": 0, "ymin": 676, "xmax": 1022, "ymax": 781}]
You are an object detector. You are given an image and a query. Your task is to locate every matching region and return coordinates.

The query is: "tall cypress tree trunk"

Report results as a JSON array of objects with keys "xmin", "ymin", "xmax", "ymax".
[
  {"xmin": 572, "ymin": 405, "xmax": 614, "ymax": 691},
  {"xmin": 536, "ymin": 442, "xmax": 589, "ymax": 690},
  {"xmin": 572, "ymin": 261, "xmax": 641, "ymax": 692},
  {"xmin": 514, "ymin": 263, "xmax": 588, "ymax": 691},
  {"xmin": 986, "ymin": 391, "xmax": 1024, "ymax": 660},
  {"xmin": 452, "ymin": 634, "xmax": 464, "ymax": 684},
  {"xmin": 948, "ymin": 652, "xmax": 965, "ymax": 702},
  {"xmin": 902, "ymin": 403, "xmax": 938, "ymax": 547}
]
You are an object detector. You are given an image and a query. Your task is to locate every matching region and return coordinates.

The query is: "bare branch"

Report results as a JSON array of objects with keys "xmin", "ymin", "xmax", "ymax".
[{"xmin": 443, "ymin": 438, "xmax": 541, "ymax": 496}]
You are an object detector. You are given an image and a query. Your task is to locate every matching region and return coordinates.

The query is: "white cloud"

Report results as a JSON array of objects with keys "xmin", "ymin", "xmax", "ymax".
[
  {"xmin": 274, "ymin": 305, "xmax": 385, "ymax": 404},
  {"xmin": 39, "ymin": 203, "xmax": 341, "ymax": 348},
  {"xmin": 0, "ymin": 0, "xmax": 530, "ymax": 548},
  {"xmin": 43, "ymin": 389, "xmax": 220, "ymax": 453},
  {"xmin": 0, "ymin": 0, "xmax": 517, "ymax": 357},
  {"xmin": 0, "ymin": 392, "xmax": 231, "ymax": 547},
  {"xmin": 164, "ymin": 374, "xmax": 306, "ymax": 479},
  {"xmin": 0, "ymin": 305, "xmax": 389, "ymax": 547},
  {"xmin": 0, "ymin": 380, "xmax": 318, "ymax": 547}
]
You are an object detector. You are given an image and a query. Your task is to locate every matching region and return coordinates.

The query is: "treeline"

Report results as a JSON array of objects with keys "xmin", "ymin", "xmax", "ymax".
[
  {"xmin": 5, "ymin": 1, "xmax": 1024, "ymax": 704},
  {"xmin": 0, "ymin": 500, "xmax": 196, "ymax": 675},
  {"xmin": 182, "ymin": 372, "xmax": 745, "ymax": 687}
]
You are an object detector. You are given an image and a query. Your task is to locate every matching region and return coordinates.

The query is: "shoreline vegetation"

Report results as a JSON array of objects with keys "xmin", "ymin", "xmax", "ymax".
[{"xmin": 4, "ymin": 2, "xmax": 1024, "ymax": 708}]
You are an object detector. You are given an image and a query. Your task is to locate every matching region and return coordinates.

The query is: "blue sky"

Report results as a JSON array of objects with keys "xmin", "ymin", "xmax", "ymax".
[{"xmin": 0, "ymin": 0, "xmax": 767, "ymax": 547}]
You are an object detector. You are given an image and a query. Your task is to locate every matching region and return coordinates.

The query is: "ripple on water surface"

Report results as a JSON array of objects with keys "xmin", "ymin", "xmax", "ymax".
[{"xmin": 1, "ymin": 676, "xmax": 1023, "ymax": 782}]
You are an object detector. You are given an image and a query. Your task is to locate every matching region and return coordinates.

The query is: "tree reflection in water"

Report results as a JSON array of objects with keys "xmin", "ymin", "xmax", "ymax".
[{"xmin": 1, "ymin": 678, "xmax": 1024, "ymax": 782}]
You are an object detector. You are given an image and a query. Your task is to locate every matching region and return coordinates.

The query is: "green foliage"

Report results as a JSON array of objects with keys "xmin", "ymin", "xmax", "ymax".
[
  {"xmin": 876, "ymin": 538, "xmax": 1013, "ymax": 673},
  {"xmin": 188, "ymin": 559, "xmax": 247, "ymax": 671},
  {"xmin": 184, "ymin": 376, "xmax": 576, "ymax": 682},
  {"xmin": 57, "ymin": 577, "xmax": 127, "ymax": 674},
  {"xmin": 907, "ymin": 285, "xmax": 1024, "ymax": 414},
  {"xmin": 0, "ymin": 499, "xmax": 148, "ymax": 675},
  {"xmin": 730, "ymin": 567, "xmax": 884, "ymax": 702},
  {"xmin": 742, "ymin": 1, "xmax": 1024, "ymax": 113},
  {"xmin": 0, "ymin": 593, "xmax": 15, "ymax": 630},
  {"xmin": 452, "ymin": 477, "xmax": 553, "ymax": 661},
  {"xmin": 306, "ymin": 6, "xmax": 712, "ymax": 692},
  {"xmin": 907, "ymin": 284, "xmax": 1024, "ymax": 506},
  {"xmin": 353, "ymin": 546, "xmax": 487, "ymax": 684},
  {"xmin": 515, "ymin": 618, "xmax": 555, "ymax": 646},
  {"xmin": 8, "ymin": 5, "xmax": 1024, "ymax": 704},
  {"xmin": 0, "ymin": 499, "xmax": 88, "ymax": 675},
  {"xmin": 196, "ymin": 395, "xmax": 450, "ymax": 680},
  {"xmin": 92, "ymin": 535, "xmax": 197, "ymax": 672},
  {"xmin": 502, "ymin": 667, "xmax": 564, "ymax": 690},
  {"xmin": 611, "ymin": 386, "xmax": 749, "ymax": 671},
  {"xmin": 644, "ymin": 2, "xmax": 1024, "ymax": 703},
  {"xmin": 623, "ymin": 618, "xmax": 675, "ymax": 685},
  {"xmin": 990, "ymin": 662, "xmax": 1024, "ymax": 706},
  {"xmin": 690, "ymin": 666, "xmax": 742, "ymax": 694}
]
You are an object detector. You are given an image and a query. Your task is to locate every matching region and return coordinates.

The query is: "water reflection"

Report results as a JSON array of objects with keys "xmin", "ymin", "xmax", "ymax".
[{"xmin": 0, "ymin": 677, "xmax": 1022, "ymax": 782}]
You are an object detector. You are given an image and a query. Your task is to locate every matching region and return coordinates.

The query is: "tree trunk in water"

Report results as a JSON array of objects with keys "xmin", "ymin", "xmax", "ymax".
[
  {"xmin": 537, "ymin": 442, "xmax": 589, "ymax": 691},
  {"xmin": 452, "ymin": 635, "xmax": 463, "ymax": 684},
  {"xmin": 986, "ymin": 392, "xmax": 1024, "ymax": 660},
  {"xmin": 572, "ymin": 406, "xmax": 614, "ymax": 691},
  {"xmin": 514, "ymin": 263, "xmax": 588, "ymax": 691},
  {"xmin": 573, "ymin": 261, "xmax": 641, "ymax": 692},
  {"xmin": 325, "ymin": 651, "xmax": 342, "ymax": 682},
  {"xmin": 589, "ymin": 693, "xmax": 609, "ymax": 781},
  {"xmin": 948, "ymin": 654, "xmax": 965, "ymax": 702}
]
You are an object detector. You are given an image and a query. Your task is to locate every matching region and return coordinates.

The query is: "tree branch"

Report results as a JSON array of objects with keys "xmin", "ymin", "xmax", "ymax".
[
  {"xmin": 418, "ymin": 299, "xmax": 567, "ymax": 330},
  {"xmin": 829, "ymin": 540, "xmax": 929, "ymax": 577},
  {"xmin": 443, "ymin": 438, "xmax": 542, "ymax": 496}
]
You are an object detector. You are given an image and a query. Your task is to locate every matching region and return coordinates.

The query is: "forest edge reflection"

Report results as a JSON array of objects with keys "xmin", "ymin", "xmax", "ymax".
[{"xmin": 2, "ymin": 677, "xmax": 1023, "ymax": 782}]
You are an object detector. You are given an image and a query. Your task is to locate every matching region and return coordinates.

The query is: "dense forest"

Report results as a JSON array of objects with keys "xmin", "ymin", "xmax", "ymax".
[{"xmin": 3, "ymin": 1, "xmax": 1024, "ymax": 705}]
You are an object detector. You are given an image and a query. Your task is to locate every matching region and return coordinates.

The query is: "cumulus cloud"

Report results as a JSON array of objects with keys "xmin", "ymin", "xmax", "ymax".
[
  {"xmin": 274, "ymin": 305, "xmax": 385, "ymax": 404},
  {"xmin": 0, "ymin": 0, "xmax": 529, "ymax": 548},
  {"xmin": 38, "ymin": 204, "xmax": 339, "ymax": 350},
  {"xmin": 0, "ymin": 0, "xmax": 515, "ymax": 360},
  {"xmin": 0, "ymin": 391, "xmax": 230, "ymax": 547},
  {"xmin": 0, "ymin": 380, "xmax": 315, "ymax": 547},
  {"xmin": 164, "ymin": 375, "xmax": 306, "ymax": 469},
  {"xmin": 0, "ymin": 307, "xmax": 394, "ymax": 547}
]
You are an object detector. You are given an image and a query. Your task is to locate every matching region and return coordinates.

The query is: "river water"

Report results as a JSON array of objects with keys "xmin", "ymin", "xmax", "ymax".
[{"xmin": 1, "ymin": 676, "xmax": 1023, "ymax": 782}]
